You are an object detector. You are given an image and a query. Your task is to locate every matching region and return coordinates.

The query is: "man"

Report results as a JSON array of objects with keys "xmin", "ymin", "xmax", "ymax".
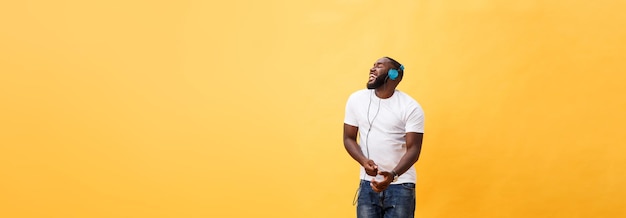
[{"xmin": 343, "ymin": 57, "xmax": 424, "ymax": 218}]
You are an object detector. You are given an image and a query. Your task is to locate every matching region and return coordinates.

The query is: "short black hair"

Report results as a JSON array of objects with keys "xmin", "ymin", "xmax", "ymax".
[{"xmin": 384, "ymin": 56, "xmax": 403, "ymax": 73}]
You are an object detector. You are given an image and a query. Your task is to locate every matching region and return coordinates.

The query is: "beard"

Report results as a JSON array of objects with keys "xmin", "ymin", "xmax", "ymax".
[{"xmin": 366, "ymin": 75, "xmax": 387, "ymax": 89}]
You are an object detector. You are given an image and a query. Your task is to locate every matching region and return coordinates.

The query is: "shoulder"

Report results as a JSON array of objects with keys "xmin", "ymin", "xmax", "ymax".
[
  {"xmin": 395, "ymin": 91, "xmax": 425, "ymax": 126},
  {"xmin": 394, "ymin": 90, "xmax": 424, "ymax": 115},
  {"xmin": 394, "ymin": 90, "xmax": 420, "ymax": 105},
  {"xmin": 349, "ymin": 89, "xmax": 370, "ymax": 97},
  {"xmin": 347, "ymin": 89, "xmax": 370, "ymax": 100}
]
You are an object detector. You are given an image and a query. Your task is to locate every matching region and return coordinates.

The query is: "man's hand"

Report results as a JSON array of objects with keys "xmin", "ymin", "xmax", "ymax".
[
  {"xmin": 363, "ymin": 159, "xmax": 378, "ymax": 176},
  {"xmin": 370, "ymin": 171, "xmax": 394, "ymax": 192}
]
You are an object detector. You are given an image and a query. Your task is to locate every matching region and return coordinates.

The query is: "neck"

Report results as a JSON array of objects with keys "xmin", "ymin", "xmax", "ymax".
[{"xmin": 374, "ymin": 85, "xmax": 395, "ymax": 99}]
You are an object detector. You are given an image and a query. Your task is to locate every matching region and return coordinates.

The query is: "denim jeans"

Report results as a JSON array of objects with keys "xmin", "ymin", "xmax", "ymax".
[{"xmin": 357, "ymin": 180, "xmax": 416, "ymax": 218}]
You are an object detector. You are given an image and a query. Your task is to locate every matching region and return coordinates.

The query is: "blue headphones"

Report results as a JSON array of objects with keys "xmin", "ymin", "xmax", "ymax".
[{"xmin": 388, "ymin": 65, "xmax": 404, "ymax": 80}]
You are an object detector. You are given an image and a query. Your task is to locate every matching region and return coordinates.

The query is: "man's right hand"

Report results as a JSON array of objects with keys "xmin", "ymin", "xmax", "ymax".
[{"xmin": 362, "ymin": 159, "xmax": 378, "ymax": 176}]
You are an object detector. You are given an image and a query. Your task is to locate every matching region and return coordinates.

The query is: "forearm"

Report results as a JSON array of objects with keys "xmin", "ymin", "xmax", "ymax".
[
  {"xmin": 392, "ymin": 145, "xmax": 421, "ymax": 175},
  {"xmin": 344, "ymin": 138, "xmax": 367, "ymax": 166}
]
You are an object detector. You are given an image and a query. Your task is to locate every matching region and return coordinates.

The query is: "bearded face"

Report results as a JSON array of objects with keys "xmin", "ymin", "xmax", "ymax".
[{"xmin": 366, "ymin": 73, "xmax": 387, "ymax": 89}]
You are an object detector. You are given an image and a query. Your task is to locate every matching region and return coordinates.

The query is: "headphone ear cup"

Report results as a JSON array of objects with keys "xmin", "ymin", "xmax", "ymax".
[{"xmin": 388, "ymin": 69, "xmax": 399, "ymax": 80}]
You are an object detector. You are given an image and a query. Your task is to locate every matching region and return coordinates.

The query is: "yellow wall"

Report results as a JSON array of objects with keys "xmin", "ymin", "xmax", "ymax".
[{"xmin": 1, "ymin": 0, "xmax": 625, "ymax": 217}]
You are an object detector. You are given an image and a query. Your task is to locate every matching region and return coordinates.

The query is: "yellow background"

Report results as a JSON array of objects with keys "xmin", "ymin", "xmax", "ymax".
[{"xmin": 1, "ymin": 0, "xmax": 625, "ymax": 217}]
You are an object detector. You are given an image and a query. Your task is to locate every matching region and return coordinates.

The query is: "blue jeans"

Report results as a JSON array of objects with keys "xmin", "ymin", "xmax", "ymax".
[{"xmin": 357, "ymin": 180, "xmax": 416, "ymax": 218}]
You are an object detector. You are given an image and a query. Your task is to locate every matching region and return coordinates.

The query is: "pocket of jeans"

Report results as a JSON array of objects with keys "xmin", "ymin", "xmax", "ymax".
[{"xmin": 400, "ymin": 183, "xmax": 415, "ymax": 190}]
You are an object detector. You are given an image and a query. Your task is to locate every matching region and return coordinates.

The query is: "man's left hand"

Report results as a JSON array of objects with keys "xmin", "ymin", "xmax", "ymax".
[{"xmin": 370, "ymin": 171, "xmax": 394, "ymax": 192}]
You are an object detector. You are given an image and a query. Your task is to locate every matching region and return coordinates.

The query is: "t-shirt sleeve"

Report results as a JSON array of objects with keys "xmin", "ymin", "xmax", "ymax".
[
  {"xmin": 405, "ymin": 103, "xmax": 424, "ymax": 133},
  {"xmin": 344, "ymin": 94, "xmax": 358, "ymax": 127}
]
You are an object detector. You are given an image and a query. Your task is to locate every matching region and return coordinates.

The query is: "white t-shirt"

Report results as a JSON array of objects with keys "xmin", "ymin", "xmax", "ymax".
[{"xmin": 344, "ymin": 89, "xmax": 424, "ymax": 184}]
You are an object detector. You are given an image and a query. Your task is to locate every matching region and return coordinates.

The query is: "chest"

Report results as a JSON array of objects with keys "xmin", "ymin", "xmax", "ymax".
[{"xmin": 357, "ymin": 99, "xmax": 406, "ymax": 132}]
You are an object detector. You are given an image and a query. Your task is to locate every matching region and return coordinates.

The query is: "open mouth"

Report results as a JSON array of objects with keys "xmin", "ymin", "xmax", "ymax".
[{"xmin": 368, "ymin": 74, "xmax": 377, "ymax": 83}]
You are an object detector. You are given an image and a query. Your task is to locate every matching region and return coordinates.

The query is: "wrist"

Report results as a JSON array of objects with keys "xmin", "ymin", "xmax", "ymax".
[
  {"xmin": 391, "ymin": 170, "xmax": 399, "ymax": 182},
  {"xmin": 358, "ymin": 157, "xmax": 370, "ymax": 166}
]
